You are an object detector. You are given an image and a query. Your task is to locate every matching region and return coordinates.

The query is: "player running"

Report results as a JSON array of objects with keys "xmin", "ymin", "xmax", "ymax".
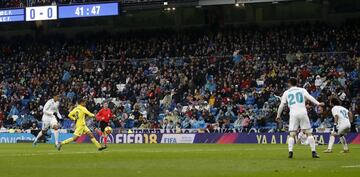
[
  {"xmin": 95, "ymin": 102, "xmax": 113, "ymax": 147},
  {"xmin": 324, "ymin": 97, "xmax": 353, "ymax": 153},
  {"xmin": 33, "ymin": 95, "xmax": 62, "ymax": 149},
  {"xmin": 276, "ymin": 78, "xmax": 324, "ymax": 158},
  {"xmin": 58, "ymin": 99, "xmax": 106, "ymax": 151}
]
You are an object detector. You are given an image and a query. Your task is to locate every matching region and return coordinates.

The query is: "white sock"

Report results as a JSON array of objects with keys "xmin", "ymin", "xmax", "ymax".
[
  {"xmin": 34, "ymin": 131, "xmax": 43, "ymax": 143},
  {"xmin": 339, "ymin": 136, "xmax": 348, "ymax": 151},
  {"xmin": 288, "ymin": 136, "xmax": 295, "ymax": 152},
  {"xmin": 307, "ymin": 135, "xmax": 316, "ymax": 152},
  {"xmin": 54, "ymin": 130, "xmax": 59, "ymax": 145},
  {"xmin": 327, "ymin": 135, "xmax": 335, "ymax": 150}
]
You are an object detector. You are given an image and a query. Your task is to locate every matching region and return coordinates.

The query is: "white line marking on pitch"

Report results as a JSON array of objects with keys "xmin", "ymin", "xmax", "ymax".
[
  {"xmin": 0, "ymin": 148, "xmax": 289, "ymax": 157},
  {"xmin": 341, "ymin": 165, "xmax": 360, "ymax": 168},
  {"xmin": 2, "ymin": 146, "xmax": 360, "ymax": 157}
]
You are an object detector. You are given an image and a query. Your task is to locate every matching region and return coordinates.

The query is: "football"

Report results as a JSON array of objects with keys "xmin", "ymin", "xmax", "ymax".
[{"xmin": 104, "ymin": 126, "xmax": 113, "ymax": 135}]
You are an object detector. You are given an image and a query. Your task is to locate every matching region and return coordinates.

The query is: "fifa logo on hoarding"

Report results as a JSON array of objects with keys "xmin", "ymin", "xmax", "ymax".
[{"xmin": 99, "ymin": 133, "xmax": 115, "ymax": 144}]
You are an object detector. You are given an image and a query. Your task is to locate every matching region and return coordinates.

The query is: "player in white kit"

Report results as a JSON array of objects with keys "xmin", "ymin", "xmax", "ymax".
[
  {"xmin": 324, "ymin": 97, "xmax": 353, "ymax": 153},
  {"xmin": 33, "ymin": 95, "xmax": 62, "ymax": 149},
  {"xmin": 276, "ymin": 78, "xmax": 324, "ymax": 158}
]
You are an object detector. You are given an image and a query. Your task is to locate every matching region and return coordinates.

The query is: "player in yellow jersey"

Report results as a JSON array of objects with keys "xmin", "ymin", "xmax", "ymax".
[{"xmin": 58, "ymin": 99, "xmax": 107, "ymax": 151}]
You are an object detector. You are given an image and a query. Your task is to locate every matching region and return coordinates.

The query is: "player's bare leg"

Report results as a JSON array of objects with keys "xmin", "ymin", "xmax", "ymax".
[
  {"xmin": 94, "ymin": 128, "xmax": 103, "ymax": 136},
  {"xmin": 87, "ymin": 132, "xmax": 107, "ymax": 151},
  {"xmin": 288, "ymin": 132, "xmax": 296, "ymax": 158},
  {"xmin": 305, "ymin": 131, "xmax": 319, "ymax": 158},
  {"xmin": 102, "ymin": 131, "xmax": 109, "ymax": 147},
  {"xmin": 339, "ymin": 135, "xmax": 349, "ymax": 153},
  {"xmin": 324, "ymin": 132, "xmax": 336, "ymax": 153},
  {"xmin": 94, "ymin": 128, "xmax": 108, "ymax": 146},
  {"xmin": 52, "ymin": 124, "xmax": 60, "ymax": 149}
]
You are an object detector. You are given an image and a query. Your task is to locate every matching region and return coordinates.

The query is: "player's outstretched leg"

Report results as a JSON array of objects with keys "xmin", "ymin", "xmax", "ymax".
[
  {"xmin": 52, "ymin": 124, "xmax": 60, "ymax": 147},
  {"xmin": 56, "ymin": 143, "xmax": 62, "ymax": 151},
  {"xmin": 324, "ymin": 133, "xmax": 336, "ymax": 153},
  {"xmin": 60, "ymin": 136, "xmax": 79, "ymax": 151},
  {"xmin": 103, "ymin": 132, "xmax": 108, "ymax": 147},
  {"xmin": 87, "ymin": 132, "xmax": 107, "ymax": 151},
  {"xmin": 52, "ymin": 121, "xmax": 61, "ymax": 151},
  {"xmin": 306, "ymin": 132, "xmax": 319, "ymax": 158},
  {"xmin": 339, "ymin": 135, "xmax": 349, "ymax": 153},
  {"xmin": 288, "ymin": 132, "xmax": 296, "ymax": 158},
  {"xmin": 33, "ymin": 130, "xmax": 45, "ymax": 147},
  {"xmin": 95, "ymin": 128, "xmax": 103, "ymax": 136}
]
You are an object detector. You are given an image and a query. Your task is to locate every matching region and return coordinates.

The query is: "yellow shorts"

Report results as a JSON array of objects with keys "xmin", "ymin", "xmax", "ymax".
[{"xmin": 74, "ymin": 125, "xmax": 91, "ymax": 136}]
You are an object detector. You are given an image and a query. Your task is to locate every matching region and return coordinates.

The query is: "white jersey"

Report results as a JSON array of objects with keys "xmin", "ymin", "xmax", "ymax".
[
  {"xmin": 279, "ymin": 86, "xmax": 320, "ymax": 116},
  {"xmin": 331, "ymin": 106, "xmax": 351, "ymax": 126},
  {"xmin": 42, "ymin": 98, "xmax": 62, "ymax": 121}
]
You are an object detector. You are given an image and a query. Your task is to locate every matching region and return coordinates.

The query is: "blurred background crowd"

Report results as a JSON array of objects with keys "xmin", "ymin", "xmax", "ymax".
[{"xmin": 0, "ymin": 22, "xmax": 359, "ymax": 133}]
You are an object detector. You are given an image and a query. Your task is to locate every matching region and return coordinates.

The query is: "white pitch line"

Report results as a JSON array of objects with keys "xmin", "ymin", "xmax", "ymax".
[
  {"xmin": 341, "ymin": 165, "xmax": 360, "ymax": 168},
  {"xmin": 0, "ymin": 147, "xmax": 289, "ymax": 157},
  {"xmin": 2, "ymin": 146, "xmax": 360, "ymax": 157}
]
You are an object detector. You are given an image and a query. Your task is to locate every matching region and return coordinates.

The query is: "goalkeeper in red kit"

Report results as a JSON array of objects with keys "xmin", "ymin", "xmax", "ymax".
[{"xmin": 95, "ymin": 102, "xmax": 114, "ymax": 146}]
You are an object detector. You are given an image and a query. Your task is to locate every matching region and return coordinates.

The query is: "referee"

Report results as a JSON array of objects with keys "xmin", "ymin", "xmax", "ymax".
[{"xmin": 95, "ymin": 102, "xmax": 114, "ymax": 146}]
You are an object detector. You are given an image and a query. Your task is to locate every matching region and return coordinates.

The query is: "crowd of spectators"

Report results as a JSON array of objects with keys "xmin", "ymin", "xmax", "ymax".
[{"xmin": 0, "ymin": 22, "xmax": 359, "ymax": 133}]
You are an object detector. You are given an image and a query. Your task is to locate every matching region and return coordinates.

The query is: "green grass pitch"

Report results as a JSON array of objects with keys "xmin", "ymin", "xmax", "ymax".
[{"xmin": 0, "ymin": 143, "xmax": 359, "ymax": 177}]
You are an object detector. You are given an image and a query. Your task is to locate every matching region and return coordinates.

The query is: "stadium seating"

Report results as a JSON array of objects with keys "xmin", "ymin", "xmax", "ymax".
[{"xmin": 0, "ymin": 23, "xmax": 359, "ymax": 132}]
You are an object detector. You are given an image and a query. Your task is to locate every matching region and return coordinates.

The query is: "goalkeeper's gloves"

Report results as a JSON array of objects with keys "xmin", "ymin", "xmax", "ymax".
[{"xmin": 333, "ymin": 123, "xmax": 338, "ymax": 133}]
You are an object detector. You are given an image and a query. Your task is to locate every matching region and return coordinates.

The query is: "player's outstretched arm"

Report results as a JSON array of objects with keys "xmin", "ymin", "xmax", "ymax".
[
  {"xmin": 332, "ymin": 114, "xmax": 339, "ymax": 132},
  {"xmin": 83, "ymin": 107, "xmax": 95, "ymax": 118},
  {"xmin": 110, "ymin": 110, "xmax": 114, "ymax": 119},
  {"xmin": 303, "ymin": 89, "xmax": 324, "ymax": 106},
  {"xmin": 276, "ymin": 104, "xmax": 284, "ymax": 122},
  {"xmin": 95, "ymin": 109, "xmax": 104, "ymax": 120},
  {"xmin": 348, "ymin": 111, "xmax": 354, "ymax": 123},
  {"xmin": 276, "ymin": 94, "xmax": 287, "ymax": 122},
  {"xmin": 55, "ymin": 105, "xmax": 62, "ymax": 120}
]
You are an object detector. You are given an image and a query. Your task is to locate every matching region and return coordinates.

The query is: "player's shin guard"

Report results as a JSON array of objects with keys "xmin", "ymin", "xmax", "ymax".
[
  {"xmin": 339, "ymin": 136, "xmax": 348, "ymax": 151},
  {"xmin": 91, "ymin": 138, "xmax": 102, "ymax": 149},
  {"xmin": 307, "ymin": 135, "xmax": 316, "ymax": 152},
  {"xmin": 327, "ymin": 135, "xmax": 335, "ymax": 150},
  {"xmin": 54, "ymin": 130, "xmax": 59, "ymax": 145},
  {"xmin": 61, "ymin": 137, "xmax": 75, "ymax": 145},
  {"xmin": 288, "ymin": 136, "xmax": 295, "ymax": 152}
]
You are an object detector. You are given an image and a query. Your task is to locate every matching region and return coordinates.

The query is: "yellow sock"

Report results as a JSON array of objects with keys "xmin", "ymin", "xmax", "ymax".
[
  {"xmin": 61, "ymin": 137, "xmax": 74, "ymax": 145},
  {"xmin": 91, "ymin": 138, "xmax": 101, "ymax": 148}
]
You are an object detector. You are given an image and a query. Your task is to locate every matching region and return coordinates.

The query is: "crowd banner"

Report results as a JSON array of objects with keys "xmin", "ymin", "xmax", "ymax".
[
  {"xmin": 0, "ymin": 133, "xmax": 35, "ymax": 143},
  {"xmin": 0, "ymin": 132, "xmax": 73, "ymax": 144},
  {"xmin": 1, "ymin": 132, "xmax": 360, "ymax": 144}
]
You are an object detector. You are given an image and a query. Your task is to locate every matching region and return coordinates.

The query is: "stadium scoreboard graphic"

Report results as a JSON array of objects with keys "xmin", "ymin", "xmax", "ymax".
[
  {"xmin": 0, "ymin": 2, "xmax": 118, "ymax": 23},
  {"xmin": 59, "ymin": 2, "xmax": 118, "ymax": 19},
  {"xmin": 0, "ymin": 8, "xmax": 25, "ymax": 22},
  {"xmin": 25, "ymin": 6, "xmax": 57, "ymax": 21}
]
